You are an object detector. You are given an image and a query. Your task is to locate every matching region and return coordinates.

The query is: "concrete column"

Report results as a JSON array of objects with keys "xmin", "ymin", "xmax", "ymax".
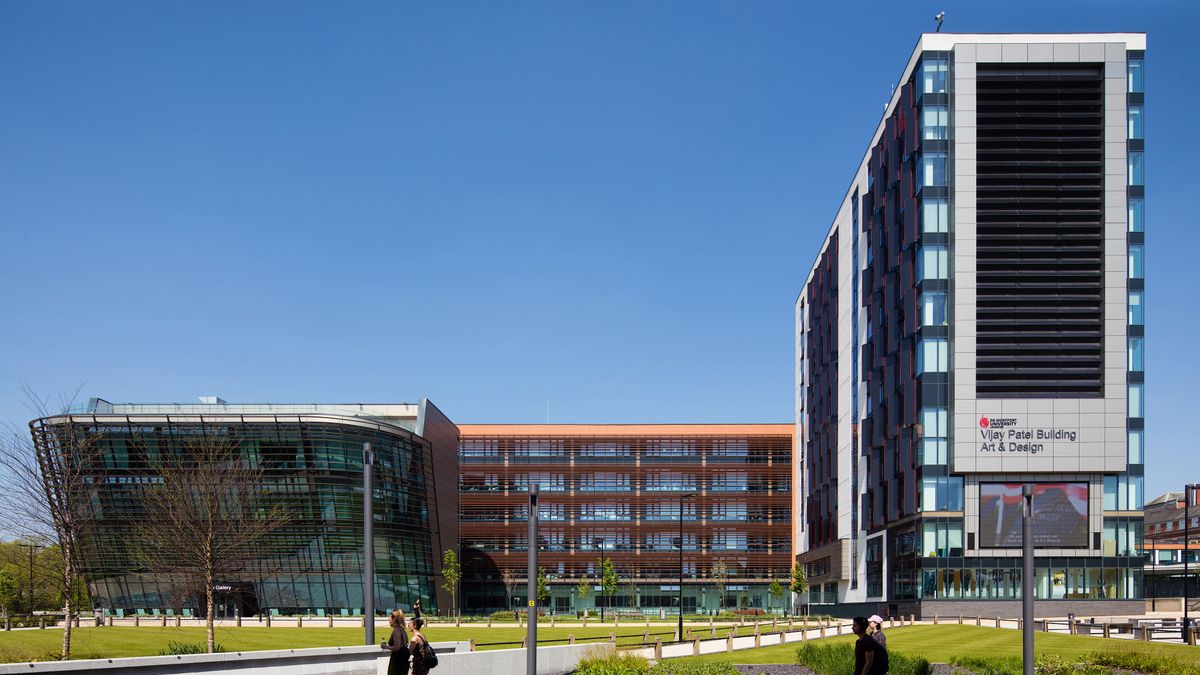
[
  {"xmin": 568, "ymin": 635, "xmax": 575, "ymax": 645},
  {"xmin": 655, "ymin": 639, "xmax": 662, "ymax": 660},
  {"xmin": 642, "ymin": 630, "xmax": 649, "ymax": 644},
  {"xmin": 470, "ymin": 639, "xmax": 476, "ymax": 652},
  {"xmin": 725, "ymin": 635, "xmax": 732, "ymax": 652},
  {"xmin": 754, "ymin": 633, "xmax": 761, "ymax": 648},
  {"xmin": 692, "ymin": 638, "xmax": 700, "ymax": 656},
  {"xmin": 934, "ymin": 615, "xmax": 939, "ymax": 625}
]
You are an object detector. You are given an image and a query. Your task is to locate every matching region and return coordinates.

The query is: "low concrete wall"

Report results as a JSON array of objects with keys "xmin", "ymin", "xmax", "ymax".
[
  {"xmin": 918, "ymin": 599, "xmax": 1144, "ymax": 619},
  {"xmin": 418, "ymin": 643, "xmax": 610, "ymax": 675},
  {"xmin": 0, "ymin": 642, "xmax": 602, "ymax": 675}
]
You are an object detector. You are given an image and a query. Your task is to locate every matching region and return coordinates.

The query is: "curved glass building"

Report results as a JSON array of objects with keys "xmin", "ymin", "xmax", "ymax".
[{"xmin": 30, "ymin": 398, "xmax": 459, "ymax": 617}]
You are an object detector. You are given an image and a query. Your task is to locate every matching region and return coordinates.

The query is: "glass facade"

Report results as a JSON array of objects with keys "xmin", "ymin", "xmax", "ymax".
[{"xmin": 31, "ymin": 415, "xmax": 441, "ymax": 617}]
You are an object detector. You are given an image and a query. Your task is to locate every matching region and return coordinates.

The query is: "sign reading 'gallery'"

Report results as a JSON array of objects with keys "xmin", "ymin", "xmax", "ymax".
[{"xmin": 977, "ymin": 416, "xmax": 1078, "ymax": 454}]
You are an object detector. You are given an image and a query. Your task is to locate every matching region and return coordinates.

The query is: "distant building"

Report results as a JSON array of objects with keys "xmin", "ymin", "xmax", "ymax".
[
  {"xmin": 794, "ymin": 33, "xmax": 1147, "ymax": 617},
  {"xmin": 456, "ymin": 424, "xmax": 794, "ymax": 614},
  {"xmin": 1143, "ymin": 490, "xmax": 1199, "ymax": 599},
  {"xmin": 30, "ymin": 398, "xmax": 459, "ymax": 617}
]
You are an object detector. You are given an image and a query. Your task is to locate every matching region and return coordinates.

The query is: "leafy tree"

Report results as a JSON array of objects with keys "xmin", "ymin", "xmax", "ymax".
[
  {"xmin": 599, "ymin": 557, "xmax": 618, "ymax": 620},
  {"xmin": 768, "ymin": 576, "xmax": 785, "ymax": 613},
  {"xmin": 535, "ymin": 566, "xmax": 550, "ymax": 606},
  {"xmin": 501, "ymin": 568, "xmax": 520, "ymax": 610},
  {"xmin": 789, "ymin": 561, "xmax": 808, "ymax": 615},
  {"xmin": 575, "ymin": 572, "xmax": 591, "ymax": 612},
  {"xmin": 0, "ymin": 572, "xmax": 15, "ymax": 614},
  {"xmin": 441, "ymin": 549, "xmax": 461, "ymax": 615}
]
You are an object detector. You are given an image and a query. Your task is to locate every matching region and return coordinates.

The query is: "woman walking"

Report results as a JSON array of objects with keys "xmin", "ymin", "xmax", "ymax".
[
  {"xmin": 868, "ymin": 614, "xmax": 887, "ymax": 649},
  {"xmin": 380, "ymin": 610, "xmax": 410, "ymax": 675},
  {"xmin": 408, "ymin": 616, "xmax": 433, "ymax": 675}
]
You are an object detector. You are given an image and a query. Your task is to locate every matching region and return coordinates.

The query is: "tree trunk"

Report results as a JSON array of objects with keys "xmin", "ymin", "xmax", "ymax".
[
  {"xmin": 60, "ymin": 541, "xmax": 74, "ymax": 660},
  {"xmin": 60, "ymin": 569, "xmax": 73, "ymax": 653},
  {"xmin": 206, "ymin": 571, "xmax": 215, "ymax": 654}
]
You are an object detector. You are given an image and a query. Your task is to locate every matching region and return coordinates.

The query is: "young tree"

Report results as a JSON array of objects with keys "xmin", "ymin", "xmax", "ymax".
[
  {"xmin": 789, "ymin": 560, "xmax": 808, "ymax": 616},
  {"xmin": 441, "ymin": 549, "xmax": 461, "ymax": 616},
  {"xmin": 501, "ymin": 568, "xmax": 520, "ymax": 612},
  {"xmin": 709, "ymin": 560, "xmax": 729, "ymax": 612},
  {"xmin": 133, "ymin": 432, "xmax": 291, "ymax": 653},
  {"xmin": 768, "ymin": 576, "xmax": 785, "ymax": 614},
  {"xmin": 535, "ymin": 566, "xmax": 550, "ymax": 607},
  {"xmin": 599, "ymin": 557, "xmax": 618, "ymax": 621},
  {"xmin": 574, "ymin": 572, "xmax": 591, "ymax": 614},
  {"xmin": 0, "ymin": 389, "xmax": 105, "ymax": 659}
]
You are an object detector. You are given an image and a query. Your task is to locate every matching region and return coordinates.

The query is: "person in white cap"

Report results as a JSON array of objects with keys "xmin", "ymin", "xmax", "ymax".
[{"xmin": 868, "ymin": 614, "xmax": 887, "ymax": 648}]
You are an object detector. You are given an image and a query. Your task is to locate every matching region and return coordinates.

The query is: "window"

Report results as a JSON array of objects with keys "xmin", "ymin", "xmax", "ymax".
[
  {"xmin": 1128, "ymin": 244, "xmax": 1144, "ymax": 279},
  {"xmin": 1128, "ymin": 290, "xmax": 1144, "ymax": 325},
  {"xmin": 917, "ymin": 338, "xmax": 949, "ymax": 374},
  {"xmin": 1128, "ymin": 196, "xmax": 1144, "ymax": 232},
  {"xmin": 920, "ymin": 152, "xmax": 948, "ymax": 187},
  {"xmin": 921, "ymin": 520, "xmax": 964, "ymax": 556},
  {"xmin": 920, "ymin": 291, "xmax": 948, "ymax": 326},
  {"xmin": 1128, "ymin": 57, "xmax": 1144, "ymax": 94},
  {"xmin": 921, "ymin": 407, "xmax": 949, "ymax": 465},
  {"xmin": 1128, "ymin": 151, "xmax": 1144, "ymax": 186},
  {"xmin": 1128, "ymin": 383, "xmax": 1144, "ymax": 418},
  {"xmin": 1128, "ymin": 105, "xmax": 1144, "ymax": 140},
  {"xmin": 919, "ymin": 477, "xmax": 963, "ymax": 512},
  {"xmin": 1104, "ymin": 475, "xmax": 1144, "ymax": 510},
  {"xmin": 918, "ymin": 245, "xmax": 949, "ymax": 280},
  {"xmin": 1102, "ymin": 519, "xmax": 1142, "ymax": 557},
  {"xmin": 1128, "ymin": 337, "xmax": 1144, "ymax": 372},
  {"xmin": 922, "ymin": 105, "xmax": 948, "ymax": 140},
  {"xmin": 921, "ymin": 58, "xmax": 948, "ymax": 94},
  {"xmin": 923, "ymin": 198, "xmax": 949, "ymax": 233},
  {"xmin": 1128, "ymin": 429, "xmax": 1144, "ymax": 464}
]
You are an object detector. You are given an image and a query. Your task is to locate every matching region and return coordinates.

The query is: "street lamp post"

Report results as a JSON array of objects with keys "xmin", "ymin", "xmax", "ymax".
[
  {"xmin": 18, "ymin": 544, "xmax": 40, "ymax": 616},
  {"xmin": 1184, "ymin": 484, "xmax": 1199, "ymax": 642},
  {"xmin": 363, "ymin": 443, "xmax": 375, "ymax": 646},
  {"xmin": 678, "ymin": 492, "xmax": 696, "ymax": 642}
]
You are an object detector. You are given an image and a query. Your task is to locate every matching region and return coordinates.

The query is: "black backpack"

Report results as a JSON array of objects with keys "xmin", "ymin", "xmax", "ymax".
[{"xmin": 419, "ymin": 636, "xmax": 438, "ymax": 669}]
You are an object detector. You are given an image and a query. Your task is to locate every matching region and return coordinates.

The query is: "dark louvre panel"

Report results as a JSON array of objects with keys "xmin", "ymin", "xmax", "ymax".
[{"xmin": 974, "ymin": 63, "xmax": 1105, "ymax": 397}]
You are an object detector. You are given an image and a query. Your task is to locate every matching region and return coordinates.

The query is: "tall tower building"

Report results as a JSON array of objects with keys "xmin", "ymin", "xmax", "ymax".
[{"xmin": 795, "ymin": 33, "xmax": 1146, "ymax": 617}]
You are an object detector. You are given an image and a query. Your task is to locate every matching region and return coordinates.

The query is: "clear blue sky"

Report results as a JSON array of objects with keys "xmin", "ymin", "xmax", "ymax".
[{"xmin": 0, "ymin": 1, "xmax": 1195, "ymax": 499}]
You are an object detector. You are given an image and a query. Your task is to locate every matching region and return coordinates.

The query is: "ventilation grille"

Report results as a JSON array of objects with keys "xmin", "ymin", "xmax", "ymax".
[{"xmin": 973, "ymin": 63, "xmax": 1105, "ymax": 397}]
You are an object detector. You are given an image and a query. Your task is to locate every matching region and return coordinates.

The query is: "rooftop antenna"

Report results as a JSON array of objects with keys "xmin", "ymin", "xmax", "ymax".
[{"xmin": 934, "ymin": 11, "xmax": 945, "ymax": 32}]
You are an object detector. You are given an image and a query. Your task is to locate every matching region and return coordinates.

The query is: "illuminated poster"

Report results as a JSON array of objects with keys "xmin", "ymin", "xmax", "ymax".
[{"xmin": 979, "ymin": 483, "xmax": 1088, "ymax": 548}]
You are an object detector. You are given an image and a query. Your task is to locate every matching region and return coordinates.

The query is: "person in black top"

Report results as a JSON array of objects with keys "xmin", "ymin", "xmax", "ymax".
[
  {"xmin": 380, "ymin": 609, "xmax": 410, "ymax": 675},
  {"xmin": 852, "ymin": 616, "xmax": 888, "ymax": 675}
]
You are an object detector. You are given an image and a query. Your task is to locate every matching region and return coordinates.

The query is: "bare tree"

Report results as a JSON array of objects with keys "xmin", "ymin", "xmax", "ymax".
[
  {"xmin": 0, "ymin": 388, "xmax": 103, "ymax": 660},
  {"xmin": 133, "ymin": 431, "xmax": 290, "ymax": 653},
  {"xmin": 501, "ymin": 568, "xmax": 520, "ymax": 612}
]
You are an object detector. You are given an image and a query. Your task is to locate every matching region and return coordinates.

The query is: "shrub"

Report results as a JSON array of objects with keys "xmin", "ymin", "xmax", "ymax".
[
  {"xmin": 949, "ymin": 655, "xmax": 1021, "ymax": 675},
  {"xmin": 1084, "ymin": 651, "xmax": 1200, "ymax": 675},
  {"xmin": 573, "ymin": 651, "xmax": 650, "ymax": 674},
  {"xmin": 731, "ymin": 608, "xmax": 766, "ymax": 616},
  {"xmin": 796, "ymin": 642, "xmax": 929, "ymax": 675},
  {"xmin": 489, "ymin": 610, "xmax": 517, "ymax": 620},
  {"xmin": 157, "ymin": 641, "xmax": 227, "ymax": 656}
]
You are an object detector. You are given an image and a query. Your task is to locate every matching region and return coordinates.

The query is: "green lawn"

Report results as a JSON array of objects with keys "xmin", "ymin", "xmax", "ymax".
[
  {"xmin": 678, "ymin": 624, "xmax": 1200, "ymax": 666},
  {"xmin": 0, "ymin": 624, "xmax": 700, "ymax": 662}
]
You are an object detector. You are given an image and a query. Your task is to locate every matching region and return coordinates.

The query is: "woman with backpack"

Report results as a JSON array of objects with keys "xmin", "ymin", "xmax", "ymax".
[{"xmin": 408, "ymin": 616, "xmax": 437, "ymax": 674}]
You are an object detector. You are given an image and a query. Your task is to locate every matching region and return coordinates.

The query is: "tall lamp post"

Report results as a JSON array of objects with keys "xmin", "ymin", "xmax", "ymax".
[
  {"xmin": 678, "ymin": 492, "xmax": 696, "ymax": 642},
  {"xmin": 19, "ymin": 543, "xmax": 40, "ymax": 616},
  {"xmin": 363, "ymin": 443, "xmax": 375, "ymax": 646},
  {"xmin": 1184, "ymin": 484, "xmax": 1199, "ymax": 642}
]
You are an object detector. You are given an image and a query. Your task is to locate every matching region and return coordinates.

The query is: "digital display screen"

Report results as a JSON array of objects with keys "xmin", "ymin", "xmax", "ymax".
[{"xmin": 979, "ymin": 483, "xmax": 1088, "ymax": 548}]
